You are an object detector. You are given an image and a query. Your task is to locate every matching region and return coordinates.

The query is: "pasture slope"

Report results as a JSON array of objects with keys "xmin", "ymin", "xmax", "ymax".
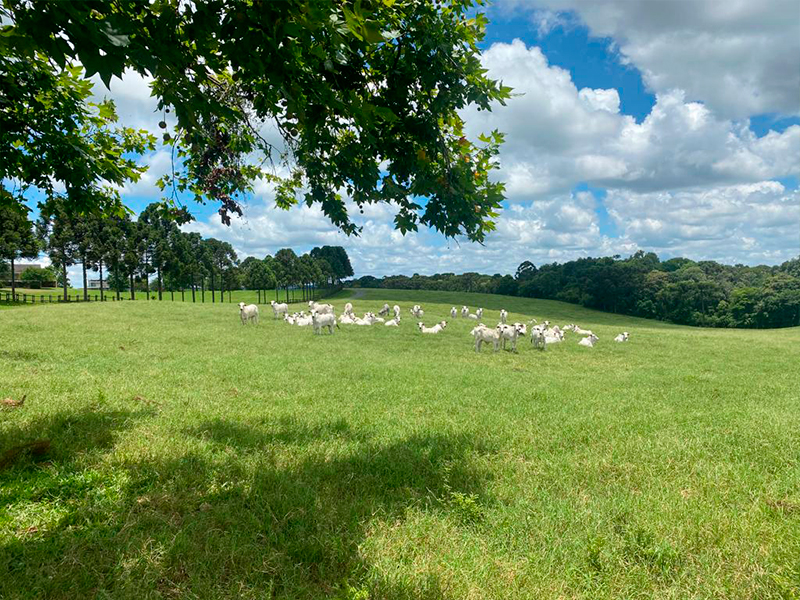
[{"xmin": 1, "ymin": 288, "xmax": 798, "ymax": 600}]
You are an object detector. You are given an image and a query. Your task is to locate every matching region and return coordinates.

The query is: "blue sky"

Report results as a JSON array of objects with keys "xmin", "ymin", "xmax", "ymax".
[
  {"xmin": 16, "ymin": 0, "xmax": 800, "ymax": 281},
  {"xmin": 482, "ymin": 10, "xmax": 657, "ymax": 123}
]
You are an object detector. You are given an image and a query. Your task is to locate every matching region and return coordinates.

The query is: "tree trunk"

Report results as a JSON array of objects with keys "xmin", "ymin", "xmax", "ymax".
[
  {"xmin": 211, "ymin": 272, "xmax": 216, "ymax": 303},
  {"xmin": 82, "ymin": 259, "xmax": 88, "ymax": 301},
  {"xmin": 10, "ymin": 257, "xmax": 15, "ymax": 300},
  {"xmin": 157, "ymin": 265, "xmax": 163, "ymax": 300},
  {"xmin": 191, "ymin": 272, "xmax": 196, "ymax": 303},
  {"xmin": 99, "ymin": 260, "xmax": 104, "ymax": 301},
  {"xmin": 130, "ymin": 272, "xmax": 135, "ymax": 300},
  {"xmin": 201, "ymin": 278, "xmax": 205, "ymax": 302},
  {"xmin": 62, "ymin": 262, "xmax": 68, "ymax": 301}
]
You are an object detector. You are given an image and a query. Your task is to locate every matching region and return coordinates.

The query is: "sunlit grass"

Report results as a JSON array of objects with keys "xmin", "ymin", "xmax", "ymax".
[{"xmin": 1, "ymin": 289, "xmax": 798, "ymax": 599}]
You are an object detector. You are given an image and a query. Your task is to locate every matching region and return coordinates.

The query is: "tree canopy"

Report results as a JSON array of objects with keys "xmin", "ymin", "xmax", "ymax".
[{"xmin": 2, "ymin": 0, "xmax": 510, "ymax": 241}]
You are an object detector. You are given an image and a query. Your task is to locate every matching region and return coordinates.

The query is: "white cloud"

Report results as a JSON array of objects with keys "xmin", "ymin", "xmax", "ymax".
[
  {"xmin": 606, "ymin": 182, "xmax": 800, "ymax": 264},
  {"xmin": 499, "ymin": 0, "xmax": 800, "ymax": 119},
  {"xmin": 91, "ymin": 70, "xmax": 168, "ymax": 133},
  {"xmin": 118, "ymin": 150, "xmax": 173, "ymax": 199},
  {"xmin": 465, "ymin": 41, "xmax": 800, "ymax": 198}
]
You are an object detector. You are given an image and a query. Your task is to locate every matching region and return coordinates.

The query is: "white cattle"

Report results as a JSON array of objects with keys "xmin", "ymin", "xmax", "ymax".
[
  {"xmin": 476, "ymin": 308, "xmax": 483, "ymax": 319},
  {"xmin": 544, "ymin": 332, "xmax": 563, "ymax": 344},
  {"xmin": 497, "ymin": 322, "xmax": 524, "ymax": 352},
  {"xmin": 531, "ymin": 328, "xmax": 546, "ymax": 350},
  {"xmin": 467, "ymin": 313, "xmax": 478, "ymax": 320},
  {"xmin": 419, "ymin": 321, "xmax": 447, "ymax": 334},
  {"xmin": 393, "ymin": 305, "xmax": 401, "ymax": 319},
  {"xmin": 574, "ymin": 325, "xmax": 592, "ymax": 335},
  {"xmin": 297, "ymin": 316, "xmax": 313, "ymax": 327},
  {"xmin": 353, "ymin": 313, "xmax": 374, "ymax": 325},
  {"xmin": 385, "ymin": 316, "xmax": 400, "ymax": 326},
  {"xmin": 513, "ymin": 322, "xmax": 527, "ymax": 336},
  {"xmin": 410, "ymin": 305, "xmax": 424, "ymax": 318},
  {"xmin": 271, "ymin": 300, "xmax": 289, "ymax": 319},
  {"xmin": 311, "ymin": 310, "xmax": 337, "ymax": 334},
  {"xmin": 614, "ymin": 332, "xmax": 630, "ymax": 342},
  {"xmin": 461, "ymin": 306, "xmax": 469, "ymax": 318},
  {"xmin": 450, "ymin": 306, "xmax": 458, "ymax": 318},
  {"xmin": 499, "ymin": 309, "xmax": 508, "ymax": 324},
  {"xmin": 471, "ymin": 324, "xmax": 500, "ymax": 352},
  {"xmin": 578, "ymin": 333, "xmax": 599, "ymax": 348},
  {"xmin": 309, "ymin": 301, "xmax": 335, "ymax": 315},
  {"xmin": 378, "ymin": 303, "xmax": 390, "ymax": 316},
  {"xmin": 238, "ymin": 302, "xmax": 259, "ymax": 325},
  {"xmin": 344, "ymin": 302, "xmax": 354, "ymax": 315},
  {"xmin": 338, "ymin": 313, "xmax": 357, "ymax": 324}
]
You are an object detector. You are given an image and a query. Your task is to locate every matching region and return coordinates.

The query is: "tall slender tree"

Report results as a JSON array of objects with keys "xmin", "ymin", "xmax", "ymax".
[
  {"xmin": 0, "ymin": 204, "xmax": 38, "ymax": 299},
  {"xmin": 37, "ymin": 202, "xmax": 78, "ymax": 301}
]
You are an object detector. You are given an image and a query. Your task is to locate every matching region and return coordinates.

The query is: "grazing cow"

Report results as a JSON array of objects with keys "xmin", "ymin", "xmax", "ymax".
[
  {"xmin": 496, "ymin": 322, "xmax": 525, "ymax": 353},
  {"xmin": 238, "ymin": 302, "xmax": 259, "ymax": 325},
  {"xmin": 531, "ymin": 327, "xmax": 546, "ymax": 350},
  {"xmin": 471, "ymin": 324, "xmax": 500, "ymax": 352},
  {"xmin": 271, "ymin": 300, "xmax": 289, "ymax": 319},
  {"xmin": 311, "ymin": 310, "xmax": 338, "ymax": 335}
]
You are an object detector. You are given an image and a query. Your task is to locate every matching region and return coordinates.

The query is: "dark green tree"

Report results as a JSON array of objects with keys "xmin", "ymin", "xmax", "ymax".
[
  {"xmin": 4, "ymin": 1, "xmax": 510, "ymax": 240},
  {"xmin": 0, "ymin": 204, "xmax": 38, "ymax": 298},
  {"xmin": 37, "ymin": 202, "xmax": 78, "ymax": 301}
]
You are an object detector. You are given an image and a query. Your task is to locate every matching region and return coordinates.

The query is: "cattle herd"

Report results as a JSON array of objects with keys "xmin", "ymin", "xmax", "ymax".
[{"xmin": 236, "ymin": 300, "xmax": 632, "ymax": 352}]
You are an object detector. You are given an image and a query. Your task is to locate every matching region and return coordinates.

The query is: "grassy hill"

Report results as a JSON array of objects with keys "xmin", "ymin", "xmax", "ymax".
[{"xmin": 1, "ymin": 289, "xmax": 798, "ymax": 599}]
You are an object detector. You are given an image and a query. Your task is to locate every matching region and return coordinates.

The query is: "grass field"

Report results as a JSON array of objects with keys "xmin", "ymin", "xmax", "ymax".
[{"xmin": 1, "ymin": 289, "xmax": 798, "ymax": 599}]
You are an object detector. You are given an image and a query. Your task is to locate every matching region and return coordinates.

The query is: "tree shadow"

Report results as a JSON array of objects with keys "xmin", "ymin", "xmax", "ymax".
[
  {"xmin": 1, "ymin": 415, "xmax": 494, "ymax": 599},
  {"xmin": 184, "ymin": 415, "xmax": 372, "ymax": 449},
  {"xmin": 0, "ymin": 406, "xmax": 154, "ymax": 475}
]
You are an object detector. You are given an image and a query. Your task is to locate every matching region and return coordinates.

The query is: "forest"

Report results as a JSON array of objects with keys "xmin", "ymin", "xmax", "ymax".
[{"xmin": 352, "ymin": 252, "xmax": 800, "ymax": 329}]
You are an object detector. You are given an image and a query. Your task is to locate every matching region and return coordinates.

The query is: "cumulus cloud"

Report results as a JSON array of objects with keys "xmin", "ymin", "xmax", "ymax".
[
  {"xmin": 465, "ymin": 41, "xmax": 800, "ymax": 197},
  {"xmin": 499, "ymin": 0, "xmax": 800, "ymax": 119},
  {"xmin": 606, "ymin": 181, "xmax": 800, "ymax": 264}
]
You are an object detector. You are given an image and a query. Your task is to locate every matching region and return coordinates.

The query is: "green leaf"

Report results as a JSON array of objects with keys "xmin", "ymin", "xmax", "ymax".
[{"xmin": 363, "ymin": 22, "xmax": 385, "ymax": 44}]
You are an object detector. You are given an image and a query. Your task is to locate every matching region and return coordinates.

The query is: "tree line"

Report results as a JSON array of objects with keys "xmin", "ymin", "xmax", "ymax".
[
  {"xmin": 351, "ymin": 252, "xmax": 800, "ymax": 329},
  {"xmin": 1, "ymin": 201, "xmax": 353, "ymax": 303}
]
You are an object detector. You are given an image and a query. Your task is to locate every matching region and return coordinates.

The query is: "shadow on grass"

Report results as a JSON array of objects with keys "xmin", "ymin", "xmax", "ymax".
[
  {"xmin": 185, "ymin": 415, "xmax": 373, "ymax": 448},
  {"xmin": 1, "ymin": 415, "xmax": 494, "ymax": 600}
]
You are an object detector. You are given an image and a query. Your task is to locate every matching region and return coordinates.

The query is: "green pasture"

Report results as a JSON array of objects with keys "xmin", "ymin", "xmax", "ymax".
[{"xmin": 1, "ymin": 289, "xmax": 798, "ymax": 599}]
